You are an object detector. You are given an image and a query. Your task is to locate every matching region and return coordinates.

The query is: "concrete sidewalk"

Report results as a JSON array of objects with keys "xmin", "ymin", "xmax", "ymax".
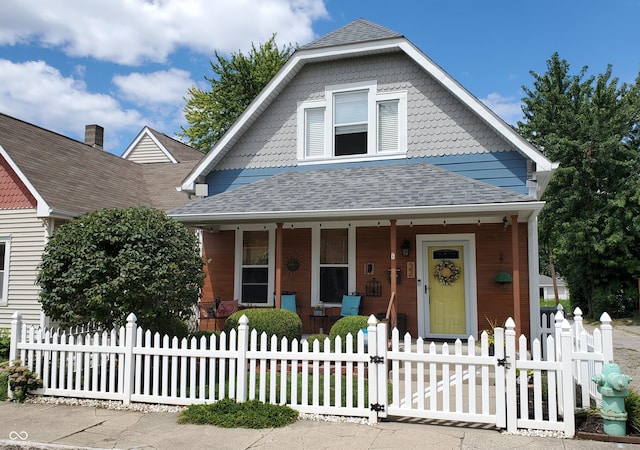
[{"xmin": 1, "ymin": 402, "xmax": 638, "ymax": 450}]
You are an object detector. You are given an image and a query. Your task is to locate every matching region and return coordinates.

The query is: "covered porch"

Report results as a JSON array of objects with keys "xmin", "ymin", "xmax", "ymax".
[{"xmin": 170, "ymin": 163, "xmax": 545, "ymax": 339}]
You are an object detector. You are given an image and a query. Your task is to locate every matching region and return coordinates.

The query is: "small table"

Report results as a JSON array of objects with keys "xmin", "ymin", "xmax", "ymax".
[{"xmin": 308, "ymin": 314, "xmax": 328, "ymax": 334}]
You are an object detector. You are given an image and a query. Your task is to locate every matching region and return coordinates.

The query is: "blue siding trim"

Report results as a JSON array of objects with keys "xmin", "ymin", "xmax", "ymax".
[{"xmin": 205, "ymin": 152, "xmax": 529, "ymax": 196}]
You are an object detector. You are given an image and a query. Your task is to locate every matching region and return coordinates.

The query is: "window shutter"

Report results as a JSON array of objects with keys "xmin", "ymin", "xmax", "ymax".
[
  {"xmin": 378, "ymin": 100, "xmax": 398, "ymax": 152},
  {"xmin": 305, "ymin": 108, "xmax": 325, "ymax": 158}
]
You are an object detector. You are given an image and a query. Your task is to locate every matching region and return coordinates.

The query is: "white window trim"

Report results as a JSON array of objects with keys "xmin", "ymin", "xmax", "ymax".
[
  {"xmin": 297, "ymin": 81, "xmax": 408, "ymax": 164},
  {"xmin": 0, "ymin": 237, "xmax": 10, "ymax": 306},
  {"xmin": 310, "ymin": 225, "xmax": 356, "ymax": 307},
  {"xmin": 234, "ymin": 226, "xmax": 275, "ymax": 307}
]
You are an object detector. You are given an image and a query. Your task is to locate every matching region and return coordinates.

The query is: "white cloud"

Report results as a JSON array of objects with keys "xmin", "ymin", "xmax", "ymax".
[
  {"xmin": 0, "ymin": 59, "xmax": 144, "ymax": 150},
  {"xmin": 113, "ymin": 69, "xmax": 194, "ymax": 107},
  {"xmin": 0, "ymin": 0, "xmax": 328, "ymax": 65},
  {"xmin": 481, "ymin": 92, "xmax": 523, "ymax": 125}
]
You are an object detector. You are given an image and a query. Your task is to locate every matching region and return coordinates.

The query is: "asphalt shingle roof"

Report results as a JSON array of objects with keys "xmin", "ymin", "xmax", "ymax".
[
  {"xmin": 300, "ymin": 19, "xmax": 403, "ymax": 50},
  {"xmin": 0, "ymin": 113, "xmax": 200, "ymax": 215},
  {"xmin": 170, "ymin": 163, "xmax": 532, "ymax": 219}
]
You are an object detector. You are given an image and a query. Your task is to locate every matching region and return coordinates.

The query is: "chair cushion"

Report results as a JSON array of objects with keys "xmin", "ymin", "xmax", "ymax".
[
  {"xmin": 281, "ymin": 294, "xmax": 297, "ymax": 313},
  {"xmin": 340, "ymin": 295, "xmax": 361, "ymax": 316}
]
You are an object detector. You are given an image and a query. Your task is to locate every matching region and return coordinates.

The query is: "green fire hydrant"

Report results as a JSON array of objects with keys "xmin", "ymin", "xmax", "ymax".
[{"xmin": 592, "ymin": 362, "xmax": 632, "ymax": 437}]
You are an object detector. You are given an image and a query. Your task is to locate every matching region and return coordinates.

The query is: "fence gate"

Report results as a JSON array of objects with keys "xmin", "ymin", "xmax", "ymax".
[
  {"xmin": 371, "ymin": 318, "xmax": 578, "ymax": 437},
  {"xmin": 371, "ymin": 322, "xmax": 506, "ymax": 427}
]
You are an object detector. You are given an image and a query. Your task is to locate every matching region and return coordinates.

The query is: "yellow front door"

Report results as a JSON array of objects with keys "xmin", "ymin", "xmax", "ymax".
[{"xmin": 427, "ymin": 245, "xmax": 466, "ymax": 335}]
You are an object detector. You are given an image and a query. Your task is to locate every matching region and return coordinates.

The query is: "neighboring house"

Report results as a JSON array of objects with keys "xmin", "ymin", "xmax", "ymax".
[
  {"xmin": 0, "ymin": 114, "xmax": 202, "ymax": 327},
  {"xmin": 539, "ymin": 274, "xmax": 569, "ymax": 301},
  {"xmin": 170, "ymin": 19, "xmax": 558, "ymax": 339}
]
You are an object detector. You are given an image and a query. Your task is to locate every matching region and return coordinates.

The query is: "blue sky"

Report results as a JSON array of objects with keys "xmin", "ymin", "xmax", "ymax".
[{"xmin": 0, "ymin": 0, "xmax": 638, "ymax": 155}]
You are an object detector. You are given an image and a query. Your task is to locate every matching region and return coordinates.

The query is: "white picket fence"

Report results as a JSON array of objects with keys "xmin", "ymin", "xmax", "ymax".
[{"xmin": 8, "ymin": 309, "xmax": 614, "ymax": 436}]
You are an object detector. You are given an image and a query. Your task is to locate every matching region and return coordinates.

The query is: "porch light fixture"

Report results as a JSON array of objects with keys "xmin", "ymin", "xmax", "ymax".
[
  {"xmin": 400, "ymin": 239, "xmax": 410, "ymax": 257},
  {"xmin": 503, "ymin": 216, "xmax": 509, "ymax": 230}
]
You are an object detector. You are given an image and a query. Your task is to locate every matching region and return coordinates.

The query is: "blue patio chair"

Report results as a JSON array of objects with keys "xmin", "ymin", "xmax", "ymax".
[
  {"xmin": 329, "ymin": 294, "xmax": 362, "ymax": 325},
  {"xmin": 281, "ymin": 293, "xmax": 298, "ymax": 314}
]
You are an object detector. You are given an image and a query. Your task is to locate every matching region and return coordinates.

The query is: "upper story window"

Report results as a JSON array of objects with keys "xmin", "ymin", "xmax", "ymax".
[{"xmin": 298, "ymin": 81, "xmax": 407, "ymax": 163}]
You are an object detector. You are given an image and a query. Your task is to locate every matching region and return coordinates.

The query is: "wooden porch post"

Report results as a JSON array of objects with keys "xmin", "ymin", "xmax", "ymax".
[
  {"xmin": 511, "ymin": 215, "xmax": 521, "ymax": 335},
  {"xmin": 275, "ymin": 223, "xmax": 283, "ymax": 309}
]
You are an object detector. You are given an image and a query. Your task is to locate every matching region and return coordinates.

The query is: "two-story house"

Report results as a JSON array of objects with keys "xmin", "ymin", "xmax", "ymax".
[{"xmin": 170, "ymin": 19, "xmax": 557, "ymax": 340}]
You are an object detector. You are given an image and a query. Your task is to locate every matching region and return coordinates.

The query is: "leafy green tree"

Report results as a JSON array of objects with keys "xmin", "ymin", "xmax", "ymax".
[
  {"xmin": 37, "ymin": 207, "xmax": 205, "ymax": 333},
  {"xmin": 179, "ymin": 35, "xmax": 294, "ymax": 153},
  {"xmin": 517, "ymin": 53, "xmax": 640, "ymax": 317}
]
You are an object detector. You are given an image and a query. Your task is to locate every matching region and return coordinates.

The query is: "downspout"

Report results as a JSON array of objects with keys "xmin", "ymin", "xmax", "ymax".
[{"xmin": 511, "ymin": 215, "xmax": 521, "ymax": 336}]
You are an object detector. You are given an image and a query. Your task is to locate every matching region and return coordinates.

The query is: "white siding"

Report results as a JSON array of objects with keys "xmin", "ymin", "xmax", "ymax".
[
  {"xmin": 125, "ymin": 135, "xmax": 172, "ymax": 163},
  {"xmin": 0, "ymin": 208, "xmax": 46, "ymax": 328}
]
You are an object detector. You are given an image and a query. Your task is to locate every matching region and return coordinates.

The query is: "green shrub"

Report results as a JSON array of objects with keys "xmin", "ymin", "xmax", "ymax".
[
  {"xmin": 0, "ymin": 329, "xmax": 9, "ymax": 360},
  {"xmin": 626, "ymin": 387, "xmax": 640, "ymax": 434},
  {"xmin": 224, "ymin": 308, "xmax": 302, "ymax": 345},
  {"xmin": 329, "ymin": 316, "xmax": 370, "ymax": 352},
  {"xmin": 148, "ymin": 316, "xmax": 190, "ymax": 339},
  {"xmin": 178, "ymin": 398, "xmax": 298, "ymax": 428},
  {"xmin": 306, "ymin": 333, "xmax": 329, "ymax": 352},
  {"xmin": 189, "ymin": 330, "xmax": 215, "ymax": 340},
  {"xmin": 4, "ymin": 363, "xmax": 42, "ymax": 402},
  {"xmin": 0, "ymin": 370, "xmax": 8, "ymax": 401}
]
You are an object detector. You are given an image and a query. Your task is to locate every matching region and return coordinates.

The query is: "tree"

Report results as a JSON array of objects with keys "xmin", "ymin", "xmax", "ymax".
[
  {"xmin": 37, "ymin": 207, "xmax": 205, "ymax": 333},
  {"xmin": 517, "ymin": 53, "xmax": 640, "ymax": 317},
  {"xmin": 179, "ymin": 35, "xmax": 294, "ymax": 153}
]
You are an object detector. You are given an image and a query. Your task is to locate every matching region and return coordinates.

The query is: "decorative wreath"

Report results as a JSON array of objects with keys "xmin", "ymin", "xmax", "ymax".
[{"xmin": 433, "ymin": 260, "xmax": 461, "ymax": 285}]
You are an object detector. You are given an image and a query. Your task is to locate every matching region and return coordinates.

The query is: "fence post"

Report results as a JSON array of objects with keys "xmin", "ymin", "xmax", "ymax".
[
  {"xmin": 367, "ymin": 314, "xmax": 382, "ymax": 424},
  {"xmin": 599, "ymin": 312, "xmax": 613, "ymax": 363},
  {"xmin": 560, "ymin": 319, "xmax": 575, "ymax": 437},
  {"xmin": 504, "ymin": 318, "xmax": 517, "ymax": 433},
  {"xmin": 122, "ymin": 313, "xmax": 137, "ymax": 405},
  {"xmin": 9, "ymin": 311, "xmax": 21, "ymax": 366},
  {"xmin": 236, "ymin": 314, "xmax": 249, "ymax": 402}
]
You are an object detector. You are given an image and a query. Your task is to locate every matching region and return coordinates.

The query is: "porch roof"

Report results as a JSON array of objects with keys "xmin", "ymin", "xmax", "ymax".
[{"xmin": 170, "ymin": 163, "xmax": 544, "ymax": 225}]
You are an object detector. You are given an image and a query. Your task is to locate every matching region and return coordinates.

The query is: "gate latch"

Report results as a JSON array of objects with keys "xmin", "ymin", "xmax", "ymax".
[
  {"xmin": 370, "ymin": 356, "xmax": 384, "ymax": 364},
  {"xmin": 370, "ymin": 403, "xmax": 385, "ymax": 412},
  {"xmin": 497, "ymin": 356, "xmax": 510, "ymax": 369}
]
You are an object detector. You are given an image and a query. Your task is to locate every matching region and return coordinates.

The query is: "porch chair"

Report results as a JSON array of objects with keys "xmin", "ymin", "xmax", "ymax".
[
  {"xmin": 281, "ymin": 293, "xmax": 298, "ymax": 315},
  {"xmin": 214, "ymin": 299, "xmax": 239, "ymax": 330},
  {"xmin": 329, "ymin": 294, "xmax": 362, "ymax": 326},
  {"xmin": 199, "ymin": 298, "xmax": 239, "ymax": 331},
  {"xmin": 197, "ymin": 301, "xmax": 217, "ymax": 330}
]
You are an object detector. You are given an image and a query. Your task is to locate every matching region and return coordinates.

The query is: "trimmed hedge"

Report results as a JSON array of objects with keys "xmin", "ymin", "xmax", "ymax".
[
  {"xmin": 224, "ymin": 308, "xmax": 302, "ymax": 344},
  {"xmin": 329, "ymin": 315, "xmax": 371, "ymax": 351},
  {"xmin": 305, "ymin": 333, "xmax": 329, "ymax": 352}
]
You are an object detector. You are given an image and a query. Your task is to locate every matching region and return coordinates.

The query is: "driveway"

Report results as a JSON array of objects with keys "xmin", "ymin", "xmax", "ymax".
[{"xmin": 611, "ymin": 320, "xmax": 640, "ymax": 385}]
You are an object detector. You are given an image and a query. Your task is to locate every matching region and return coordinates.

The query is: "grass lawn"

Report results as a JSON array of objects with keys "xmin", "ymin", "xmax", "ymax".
[{"xmin": 540, "ymin": 299, "xmax": 570, "ymax": 310}]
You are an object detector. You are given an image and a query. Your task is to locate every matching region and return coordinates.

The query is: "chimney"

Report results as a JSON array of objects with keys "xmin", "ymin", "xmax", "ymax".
[{"xmin": 85, "ymin": 124, "xmax": 104, "ymax": 149}]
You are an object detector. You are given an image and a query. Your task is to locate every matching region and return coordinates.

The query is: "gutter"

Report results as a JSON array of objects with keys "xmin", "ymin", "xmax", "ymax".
[{"xmin": 170, "ymin": 201, "xmax": 545, "ymax": 225}]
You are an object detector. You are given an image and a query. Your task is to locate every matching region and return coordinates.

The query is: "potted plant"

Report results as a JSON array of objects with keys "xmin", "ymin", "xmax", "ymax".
[
  {"xmin": 313, "ymin": 303, "xmax": 324, "ymax": 316},
  {"xmin": 480, "ymin": 317, "xmax": 498, "ymax": 356}
]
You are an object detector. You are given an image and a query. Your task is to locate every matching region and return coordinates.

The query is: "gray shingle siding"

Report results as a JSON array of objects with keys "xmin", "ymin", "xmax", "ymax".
[{"xmin": 215, "ymin": 52, "xmax": 517, "ymax": 172}]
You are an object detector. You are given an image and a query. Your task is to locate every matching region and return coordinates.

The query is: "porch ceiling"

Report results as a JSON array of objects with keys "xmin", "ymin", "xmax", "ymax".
[{"xmin": 169, "ymin": 163, "xmax": 543, "ymax": 225}]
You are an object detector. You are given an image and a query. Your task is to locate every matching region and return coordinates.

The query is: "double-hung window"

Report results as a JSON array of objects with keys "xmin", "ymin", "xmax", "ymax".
[
  {"xmin": 319, "ymin": 228, "xmax": 349, "ymax": 302},
  {"xmin": 239, "ymin": 230, "xmax": 270, "ymax": 305},
  {"xmin": 312, "ymin": 226, "xmax": 356, "ymax": 306},
  {"xmin": 0, "ymin": 239, "xmax": 9, "ymax": 305},
  {"xmin": 298, "ymin": 81, "xmax": 406, "ymax": 161}
]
